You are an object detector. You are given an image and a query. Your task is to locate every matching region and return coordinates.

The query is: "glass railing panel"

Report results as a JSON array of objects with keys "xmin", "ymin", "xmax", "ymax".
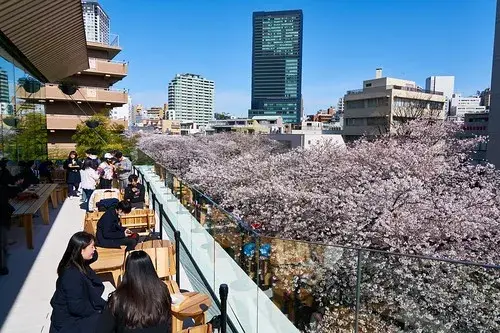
[
  {"xmin": 359, "ymin": 251, "xmax": 500, "ymax": 333},
  {"xmin": 211, "ymin": 208, "xmax": 259, "ymax": 332},
  {"xmin": 262, "ymin": 238, "xmax": 359, "ymax": 332}
]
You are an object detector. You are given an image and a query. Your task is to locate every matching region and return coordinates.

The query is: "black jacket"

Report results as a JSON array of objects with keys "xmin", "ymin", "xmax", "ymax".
[
  {"xmin": 50, "ymin": 264, "xmax": 106, "ymax": 333},
  {"xmin": 124, "ymin": 183, "xmax": 145, "ymax": 204},
  {"xmin": 95, "ymin": 306, "xmax": 170, "ymax": 333},
  {"xmin": 96, "ymin": 209, "xmax": 126, "ymax": 248},
  {"xmin": 63, "ymin": 158, "xmax": 81, "ymax": 184}
]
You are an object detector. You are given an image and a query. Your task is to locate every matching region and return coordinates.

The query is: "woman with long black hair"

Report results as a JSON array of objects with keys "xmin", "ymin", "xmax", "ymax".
[
  {"xmin": 63, "ymin": 151, "xmax": 81, "ymax": 198},
  {"xmin": 50, "ymin": 232, "xmax": 106, "ymax": 333},
  {"xmin": 96, "ymin": 250, "xmax": 172, "ymax": 332}
]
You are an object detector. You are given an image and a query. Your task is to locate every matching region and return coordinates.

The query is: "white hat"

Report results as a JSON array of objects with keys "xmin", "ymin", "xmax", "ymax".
[{"xmin": 104, "ymin": 153, "xmax": 113, "ymax": 159}]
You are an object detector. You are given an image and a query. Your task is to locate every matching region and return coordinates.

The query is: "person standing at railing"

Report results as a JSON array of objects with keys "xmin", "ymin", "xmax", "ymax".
[
  {"xmin": 97, "ymin": 153, "xmax": 115, "ymax": 189},
  {"xmin": 114, "ymin": 151, "xmax": 132, "ymax": 190},
  {"xmin": 63, "ymin": 151, "xmax": 81, "ymax": 198}
]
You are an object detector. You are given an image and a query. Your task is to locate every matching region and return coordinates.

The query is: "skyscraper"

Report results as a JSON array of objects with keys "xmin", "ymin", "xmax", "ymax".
[
  {"xmin": 425, "ymin": 76, "xmax": 455, "ymax": 115},
  {"xmin": 168, "ymin": 73, "xmax": 215, "ymax": 125},
  {"xmin": 249, "ymin": 10, "xmax": 303, "ymax": 124},
  {"xmin": 81, "ymin": 1, "xmax": 110, "ymax": 44}
]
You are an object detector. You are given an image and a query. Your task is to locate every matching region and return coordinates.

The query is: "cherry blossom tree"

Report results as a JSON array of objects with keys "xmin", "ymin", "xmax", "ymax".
[{"xmin": 138, "ymin": 121, "xmax": 500, "ymax": 332}]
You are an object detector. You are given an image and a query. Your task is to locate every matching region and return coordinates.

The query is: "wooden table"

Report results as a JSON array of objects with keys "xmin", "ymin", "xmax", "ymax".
[
  {"xmin": 171, "ymin": 292, "xmax": 212, "ymax": 333},
  {"xmin": 10, "ymin": 184, "xmax": 58, "ymax": 249},
  {"xmin": 90, "ymin": 246, "xmax": 126, "ymax": 286}
]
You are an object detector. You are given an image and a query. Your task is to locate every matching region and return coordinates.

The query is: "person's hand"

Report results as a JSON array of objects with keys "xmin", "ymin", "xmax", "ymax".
[
  {"xmin": 124, "ymin": 229, "xmax": 132, "ymax": 237},
  {"xmin": 131, "ymin": 187, "xmax": 138, "ymax": 193}
]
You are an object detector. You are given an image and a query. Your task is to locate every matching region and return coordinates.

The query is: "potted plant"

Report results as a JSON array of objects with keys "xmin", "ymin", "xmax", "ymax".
[
  {"xmin": 18, "ymin": 77, "xmax": 42, "ymax": 94},
  {"xmin": 58, "ymin": 80, "xmax": 79, "ymax": 95}
]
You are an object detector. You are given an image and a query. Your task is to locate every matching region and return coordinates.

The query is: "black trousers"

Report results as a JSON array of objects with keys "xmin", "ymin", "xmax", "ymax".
[
  {"xmin": 100, "ymin": 237, "xmax": 138, "ymax": 252},
  {"xmin": 99, "ymin": 179, "xmax": 112, "ymax": 189}
]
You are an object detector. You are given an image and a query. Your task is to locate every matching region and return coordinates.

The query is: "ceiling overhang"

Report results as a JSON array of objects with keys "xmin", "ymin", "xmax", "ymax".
[{"xmin": 0, "ymin": 0, "xmax": 89, "ymax": 83}]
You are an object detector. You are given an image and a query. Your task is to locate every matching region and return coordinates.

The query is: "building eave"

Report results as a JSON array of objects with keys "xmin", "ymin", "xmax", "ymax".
[{"xmin": 0, "ymin": 0, "xmax": 89, "ymax": 83}]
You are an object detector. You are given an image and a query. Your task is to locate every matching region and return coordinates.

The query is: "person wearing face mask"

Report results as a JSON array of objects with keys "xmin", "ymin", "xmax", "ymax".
[
  {"xmin": 96, "ymin": 200, "xmax": 137, "ymax": 251},
  {"xmin": 49, "ymin": 232, "xmax": 105, "ymax": 333},
  {"xmin": 97, "ymin": 153, "xmax": 115, "ymax": 189}
]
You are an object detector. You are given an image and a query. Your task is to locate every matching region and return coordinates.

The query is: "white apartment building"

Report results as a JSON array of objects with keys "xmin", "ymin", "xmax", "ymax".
[
  {"xmin": 81, "ymin": 1, "xmax": 110, "ymax": 44},
  {"xmin": 167, "ymin": 73, "xmax": 215, "ymax": 125},
  {"xmin": 425, "ymin": 76, "xmax": 454, "ymax": 115},
  {"xmin": 343, "ymin": 69, "xmax": 446, "ymax": 140},
  {"xmin": 110, "ymin": 95, "xmax": 132, "ymax": 121},
  {"xmin": 449, "ymin": 94, "xmax": 486, "ymax": 119}
]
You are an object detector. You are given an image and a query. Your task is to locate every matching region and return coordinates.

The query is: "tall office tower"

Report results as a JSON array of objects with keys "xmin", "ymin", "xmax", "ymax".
[
  {"xmin": 425, "ymin": 76, "xmax": 455, "ymax": 115},
  {"xmin": 0, "ymin": 69, "xmax": 8, "ymax": 104},
  {"xmin": 487, "ymin": 0, "xmax": 500, "ymax": 166},
  {"xmin": 249, "ymin": 10, "xmax": 303, "ymax": 124},
  {"xmin": 168, "ymin": 74, "xmax": 215, "ymax": 125},
  {"xmin": 81, "ymin": 1, "xmax": 110, "ymax": 44}
]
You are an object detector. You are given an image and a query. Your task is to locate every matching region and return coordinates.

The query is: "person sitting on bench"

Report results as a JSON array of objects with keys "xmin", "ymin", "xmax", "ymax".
[
  {"xmin": 124, "ymin": 174, "xmax": 146, "ymax": 209},
  {"xmin": 96, "ymin": 200, "xmax": 137, "ymax": 251}
]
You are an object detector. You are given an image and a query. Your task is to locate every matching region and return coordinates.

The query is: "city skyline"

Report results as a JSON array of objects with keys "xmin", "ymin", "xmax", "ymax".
[{"xmin": 99, "ymin": 0, "xmax": 495, "ymax": 116}]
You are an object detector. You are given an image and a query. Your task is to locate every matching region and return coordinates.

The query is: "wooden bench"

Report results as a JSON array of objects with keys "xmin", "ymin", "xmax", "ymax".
[
  {"xmin": 84, "ymin": 209, "xmax": 156, "ymax": 236},
  {"xmin": 90, "ymin": 246, "xmax": 126, "ymax": 286},
  {"xmin": 10, "ymin": 184, "xmax": 58, "ymax": 248},
  {"xmin": 51, "ymin": 169, "xmax": 67, "ymax": 205}
]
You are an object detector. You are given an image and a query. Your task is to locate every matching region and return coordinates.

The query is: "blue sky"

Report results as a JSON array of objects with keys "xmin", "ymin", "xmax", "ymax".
[{"xmin": 101, "ymin": 0, "xmax": 496, "ymax": 116}]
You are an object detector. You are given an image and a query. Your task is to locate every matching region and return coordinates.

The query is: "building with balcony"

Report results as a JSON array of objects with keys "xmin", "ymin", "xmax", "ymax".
[
  {"xmin": 168, "ymin": 74, "xmax": 214, "ymax": 125},
  {"xmin": 249, "ymin": 10, "xmax": 303, "ymax": 124},
  {"xmin": 343, "ymin": 69, "xmax": 446, "ymax": 140},
  {"xmin": 146, "ymin": 105, "xmax": 166, "ymax": 120},
  {"xmin": 17, "ymin": 1, "xmax": 128, "ymax": 158}
]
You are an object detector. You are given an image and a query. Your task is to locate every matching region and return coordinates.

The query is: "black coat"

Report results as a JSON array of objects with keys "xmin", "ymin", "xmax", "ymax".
[
  {"xmin": 50, "ymin": 265, "xmax": 106, "ymax": 333},
  {"xmin": 95, "ymin": 306, "xmax": 171, "ymax": 333},
  {"xmin": 96, "ymin": 209, "xmax": 126, "ymax": 248},
  {"xmin": 63, "ymin": 158, "xmax": 81, "ymax": 184},
  {"xmin": 124, "ymin": 183, "xmax": 145, "ymax": 204}
]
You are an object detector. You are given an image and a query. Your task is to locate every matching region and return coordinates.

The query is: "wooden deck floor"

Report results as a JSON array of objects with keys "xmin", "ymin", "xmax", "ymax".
[{"xmin": 0, "ymin": 196, "xmax": 193, "ymax": 333}]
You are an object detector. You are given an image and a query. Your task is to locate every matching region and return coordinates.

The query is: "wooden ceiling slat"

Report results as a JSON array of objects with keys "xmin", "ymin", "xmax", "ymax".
[{"xmin": 0, "ymin": 0, "xmax": 89, "ymax": 82}]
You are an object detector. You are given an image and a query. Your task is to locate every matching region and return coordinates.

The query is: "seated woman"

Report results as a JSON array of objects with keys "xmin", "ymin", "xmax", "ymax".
[
  {"xmin": 50, "ymin": 232, "xmax": 106, "ymax": 333},
  {"xmin": 124, "ymin": 174, "xmax": 146, "ymax": 209},
  {"xmin": 96, "ymin": 200, "xmax": 137, "ymax": 251},
  {"xmin": 96, "ymin": 250, "xmax": 171, "ymax": 333}
]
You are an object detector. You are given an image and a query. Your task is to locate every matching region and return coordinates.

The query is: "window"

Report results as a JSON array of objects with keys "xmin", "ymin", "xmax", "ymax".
[
  {"xmin": 345, "ymin": 118, "xmax": 365, "ymax": 126},
  {"xmin": 365, "ymin": 83, "xmax": 372, "ymax": 87},
  {"xmin": 346, "ymin": 100, "xmax": 365, "ymax": 109},
  {"xmin": 367, "ymin": 117, "xmax": 388, "ymax": 126}
]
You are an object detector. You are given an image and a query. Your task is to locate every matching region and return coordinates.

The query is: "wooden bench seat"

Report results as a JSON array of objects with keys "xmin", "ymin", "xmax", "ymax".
[{"xmin": 84, "ymin": 209, "xmax": 156, "ymax": 236}]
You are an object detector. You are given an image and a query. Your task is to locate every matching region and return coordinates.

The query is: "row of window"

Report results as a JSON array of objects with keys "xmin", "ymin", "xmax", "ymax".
[{"xmin": 345, "ymin": 117, "xmax": 388, "ymax": 126}]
